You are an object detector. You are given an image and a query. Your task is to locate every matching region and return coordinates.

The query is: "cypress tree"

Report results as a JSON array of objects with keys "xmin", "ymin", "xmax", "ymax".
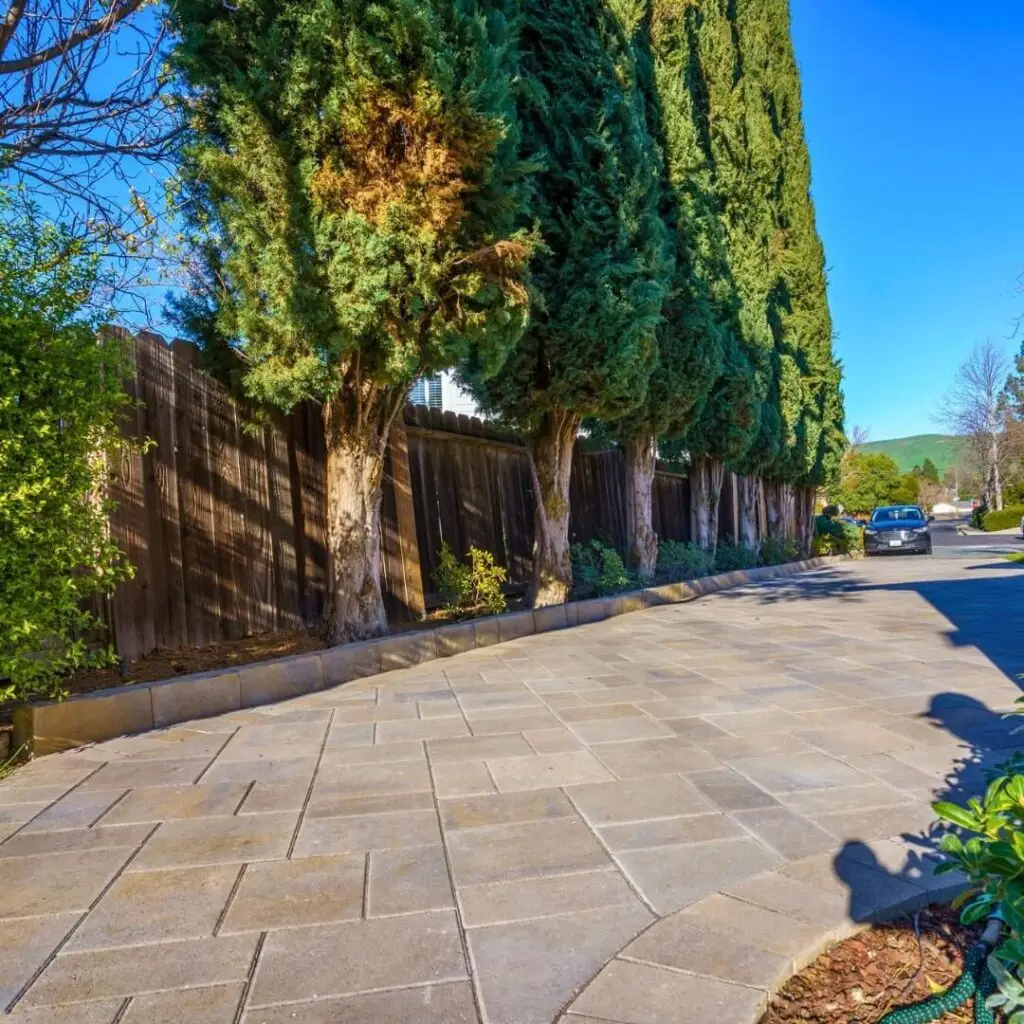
[
  {"xmin": 168, "ymin": 0, "xmax": 533, "ymax": 642},
  {"xmin": 604, "ymin": 0, "xmax": 726, "ymax": 575},
  {"xmin": 463, "ymin": 0, "xmax": 671, "ymax": 604}
]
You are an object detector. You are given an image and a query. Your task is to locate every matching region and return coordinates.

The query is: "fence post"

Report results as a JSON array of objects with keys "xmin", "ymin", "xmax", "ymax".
[{"xmin": 388, "ymin": 421, "xmax": 426, "ymax": 619}]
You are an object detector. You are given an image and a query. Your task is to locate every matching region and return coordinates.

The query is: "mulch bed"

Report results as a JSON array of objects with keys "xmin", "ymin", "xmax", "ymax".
[{"xmin": 760, "ymin": 905, "xmax": 983, "ymax": 1024}]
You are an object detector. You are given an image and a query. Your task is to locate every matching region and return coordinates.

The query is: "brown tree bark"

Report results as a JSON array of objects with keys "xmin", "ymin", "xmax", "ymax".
[
  {"xmin": 764, "ymin": 480, "xmax": 782, "ymax": 540},
  {"xmin": 528, "ymin": 408, "xmax": 581, "ymax": 606},
  {"xmin": 321, "ymin": 386, "xmax": 405, "ymax": 645},
  {"xmin": 689, "ymin": 455, "xmax": 725, "ymax": 552},
  {"xmin": 737, "ymin": 474, "xmax": 761, "ymax": 550},
  {"xmin": 779, "ymin": 482, "xmax": 796, "ymax": 540},
  {"xmin": 624, "ymin": 435, "xmax": 658, "ymax": 579},
  {"xmin": 794, "ymin": 485, "xmax": 816, "ymax": 556}
]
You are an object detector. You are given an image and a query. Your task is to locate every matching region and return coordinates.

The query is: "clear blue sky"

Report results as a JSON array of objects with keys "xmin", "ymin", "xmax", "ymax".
[{"xmin": 790, "ymin": 0, "xmax": 1024, "ymax": 441}]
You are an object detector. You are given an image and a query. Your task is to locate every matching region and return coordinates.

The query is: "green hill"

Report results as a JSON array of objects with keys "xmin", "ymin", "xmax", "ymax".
[{"xmin": 859, "ymin": 434, "xmax": 963, "ymax": 476}]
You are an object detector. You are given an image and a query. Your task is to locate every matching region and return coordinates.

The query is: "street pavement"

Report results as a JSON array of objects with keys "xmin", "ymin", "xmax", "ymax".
[
  {"xmin": 930, "ymin": 515, "xmax": 1024, "ymax": 557},
  {"xmin": 1, "ymin": 553, "xmax": 1023, "ymax": 1023}
]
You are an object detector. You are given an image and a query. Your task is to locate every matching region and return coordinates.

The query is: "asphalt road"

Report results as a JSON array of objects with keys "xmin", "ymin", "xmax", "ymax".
[{"xmin": 930, "ymin": 515, "xmax": 1024, "ymax": 556}]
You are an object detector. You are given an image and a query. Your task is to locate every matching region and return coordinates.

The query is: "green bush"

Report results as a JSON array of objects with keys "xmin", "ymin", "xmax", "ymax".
[
  {"xmin": 813, "ymin": 513, "xmax": 863, "ymax": 557},
  {"xmin": 1, "ymin": 195, "xmax": 135, "ymax": 704},
  {"xmin": 432, "ymin": 543, "xmax": 508, "ymax": 617},
  {"xmin": 656, "ymin": 540, "xmax": 714, "ymax": 581},
  {"xmin": 570, "ymin": 540, "xmax": 637, "ymax": 599},
  {"xmin": 713, "ymin": 542, "xmax": 759, "ymax": 572},
  {"xmin": 933, "ymin": 702, "xmax": 1024, "ymax": 1017},
  {"xmin": 972, "ymin": 502, "xmax": 988, "ymax": 529},
  {"xmin": 980, "ymin": 505, "xmax": 1024, "ymax": 532},
  {"xmin": 759, "ymin": 537, "xmax": 799, "ymax": 566}
]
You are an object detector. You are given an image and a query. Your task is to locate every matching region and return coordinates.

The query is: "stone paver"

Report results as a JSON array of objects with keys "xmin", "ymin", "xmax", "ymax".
[{"xmin": 2, "ymin": 556, "xmax": 1022, "ymax": 1022}]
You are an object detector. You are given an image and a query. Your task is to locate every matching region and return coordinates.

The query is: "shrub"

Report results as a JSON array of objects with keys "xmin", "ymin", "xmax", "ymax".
[
  {"xmin": 1, "ymin": 196, "xmax": 135, "ymax": 704},
  {"xmin": 432, "ymin": 543, "xmax": 508, "ymax": 617},
  {"xmin": 972, "ymin": 502, "xmax": 988, "ymax": 529},
  {"xmin": 759, "ymin": 537, "xmax": 799, "ymax": 566},
  {"xmin": 933, "ymin": 705, "xmax": 1024, "ymax": 1017},
  {"xmin": 980, "ymin": 505, "xmax": 1024, "ymax": 532},
  {"xmin": 713, "ymin": 542, "xmax": 759, "ymax": 572},
  {"xmin": 813, "ymin": 514, "xmax": 863, "ymax": 557},
  {"xmin": 570, "ymin": 540, "xmax": 637, "ymax": 599},
  {"xmin": 656, "ymin": 540, "xmax": 714, "ymax": 581}
]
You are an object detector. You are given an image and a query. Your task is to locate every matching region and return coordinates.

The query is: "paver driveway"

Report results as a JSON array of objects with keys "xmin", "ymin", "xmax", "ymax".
[{"xmin": 1, "ymin": 554, "xmax": 1023, "ymax": 1023}]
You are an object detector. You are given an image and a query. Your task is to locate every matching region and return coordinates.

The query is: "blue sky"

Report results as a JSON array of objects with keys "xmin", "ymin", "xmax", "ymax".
[{"xmin": 789, "ymin": 0, "xmax": 1024, "ymax": 441}]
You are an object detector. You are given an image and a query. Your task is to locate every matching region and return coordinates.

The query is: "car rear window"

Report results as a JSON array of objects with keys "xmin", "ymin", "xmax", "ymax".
[{"xmin": 871, "ymin": 507, "xmax": 924, "ymax": 523}]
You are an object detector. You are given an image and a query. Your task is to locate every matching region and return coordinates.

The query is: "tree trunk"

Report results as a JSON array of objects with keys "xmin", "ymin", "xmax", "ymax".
[
  {"xmin": 737, "ymin": 474, "xmax": 761, "ymax": 550},
  {"xmin": 794, "ymin": 485, "xmax": 816, "ymax": 556},
  {"xmin": 528, "ymin": 408, "xmax": 581, "ymax": 606},
  {"xmin": 624, "ymin": 435, "xmax": 658, "ymax": 579},
  {"xmin": 689, "ymin": 455, "xmax": 725, "ymax": 552},
  {"xmin": 990, "ymin": 432, "xmax": 1004, "ymax": 511},
  {"xmin": 322, "ymin": 387, "xmax": 405, "ymax": 645},
  {"xmin": 779, "ymin": 482, "xmax": 796, "ymax": 540},
  {"xmin": 764, "ymin": 480, "xmax": 783, "ymax": 540}
]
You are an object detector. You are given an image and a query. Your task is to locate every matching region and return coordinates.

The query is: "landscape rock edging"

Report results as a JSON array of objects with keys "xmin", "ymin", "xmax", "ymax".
[{"xmin": 14, "ymin": 556, "xmax": 842, "ymax": 755}]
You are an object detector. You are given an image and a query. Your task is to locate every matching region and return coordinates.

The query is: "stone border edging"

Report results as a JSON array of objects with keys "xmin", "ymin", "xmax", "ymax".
[
  {"xmin": 560, "ymin": 852, "xmax": 967, "ymax": 1024},
  {"xmin": 14, "ymin": 555, "xmax": 841, "ymax": 756}
]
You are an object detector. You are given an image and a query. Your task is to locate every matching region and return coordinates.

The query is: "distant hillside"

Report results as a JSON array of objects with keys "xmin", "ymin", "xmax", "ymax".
[{"xmin": 859, "ymin": 434, "xmax": 963, "ymax": 476}]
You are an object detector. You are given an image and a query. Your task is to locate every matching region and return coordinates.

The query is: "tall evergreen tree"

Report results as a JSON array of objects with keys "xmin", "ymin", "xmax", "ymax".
[
  {"xmin": 463, "ymin": 0, "xmax": 671, "ymax": 604},
  {"xmin": 168, "ymin": 0, "xmax": 533, "ymax": 642},
  {"xmin": 604, "ymin": 0, "xmax": 727, "ymax": 575}
]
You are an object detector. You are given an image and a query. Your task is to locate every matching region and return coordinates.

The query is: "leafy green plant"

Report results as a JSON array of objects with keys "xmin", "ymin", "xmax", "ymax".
[
  {"xmin": 1, "ymin": 194, "xmax": 134, "ymax": 704},
  {"xmin": 813, "ymin": 515, "xmax": 863, "ymax": 557},
  {"xmin": 713, "ymin": 542, "xmax": 759, "ymax": 573},
  {"xmin": 570, "ymin": 540, "xmax": 637, "ymax": 599},
  {"xmin": 972, "ymin": 501, "xmax": 989, "ymax": 530},
  {"xmin": 979, "ymin": 505, "xmax": 1024, "ymax": 532},
  {"xmin": 432, "ymin": 544, "xmax": 508, "ymax": 617},
  {"xmin": 656, "ymin": 540, "xmax": 714, "ymax": 582},
  {"xmin": 759, "ymin": 537, "xmax": 799, "ymax": 566},
  {"xmin": 933, "ymin": 696, "xmax": 1024, "ymax": 1018}
]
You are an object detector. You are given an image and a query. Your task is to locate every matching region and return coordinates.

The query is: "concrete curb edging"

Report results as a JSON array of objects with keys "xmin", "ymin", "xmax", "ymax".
[
  {"xmin": 14, "ymin": 555, "xmax": 842, "ymax": 756},
  {"xmin": 560, "ymin": 855, "xmax": 967, "ymax": 1024}
]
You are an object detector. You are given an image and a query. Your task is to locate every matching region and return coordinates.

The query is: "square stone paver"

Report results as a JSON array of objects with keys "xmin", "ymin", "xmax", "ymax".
[
  {"xmin": 23, "ymin": 935, "xmax": 258, "ymax": 1007},
  {"xmin": 468, "ymin": 903, "xmax": 653, "ymax": 1024},
  {"xmin": 248, "ymin": 911, "xmax": 467, "ymax": 1006},
  {"xmin": 725, "ymin": 752, "xmax": 870, "ymax": 793},
  {"xmin": 4, "ymin": 1001, "xmax": 123, "ymax": 1024},
  {"xmin": 427, "ymin": 734, "xmax": 533, "ymax": 763},
  {"xmin": 367, "ymin": 844, "xmax": 454, "ymax": 916},
  {"xmin": 593, "ymin": 739, "xmax": 720, "ymax": 779},
  {"xmin": 240, "ymin": 981, "xmax": 478, "ymax": 1024},
  {"xmin": 68, "ymin": 864, "xmax": 239, "ymax": 950},
  {"xmin": 570, "ymin": 956, "xmax": 767, "ymax": 1023},
  {"xmin": 79, "ymin": 758, "xmax": 213, "ymax": 791},
  {"xmin": 0, "ymin": 848, "xmax": 132, "ymax": 919},
  {"xmin": 293, "ymin": 809, "xmax": 441, "ymax": 857},
  {"xmin": 459, "ymin": 868, "xmax": 640, "ymax": 927},
  {"xmin": 130, "ymin": 813, "xmax": 298, "ymax": 869},
  {"xmin": 566, "ymin": 776, "xmax": 712, "ymax": 826},
  {"xmin": 121, "ymin": 982, "xmax": 245, "ymax": 1023},
  {"xmin": 312, "ymin": 760, "xmax": 433, "ymax": 797},
  {"xmin": 486, "ymin": 752, "xmax": 614, "ymax": 792},
  {"xmin": 202, "ymin": 756, "xmax": 318, "ymax": 785},
  {"xmin": 446, "ymin": 817, "xmax": 610, "ymax": 886},
  {"xmin": 678, "ymin": 893, "xmax": 821, "ymax": 957},
  {"xmin": 221, "ymin": 853, "xmax": 365, "ymax": 932},
  {"xmin": 616, "ymin": 837, "xmax": 782, "ymax": 914},
  {"xmin": 440, "ymin": 789, "xmax": 575, "ymax": 831},
  {"xmin": 431, "ymin": 761, "xmax": 496, "ymax": 798},
  {"xmin": 319, "ymin": 740, "xmax": 426, "ymax": 767}
]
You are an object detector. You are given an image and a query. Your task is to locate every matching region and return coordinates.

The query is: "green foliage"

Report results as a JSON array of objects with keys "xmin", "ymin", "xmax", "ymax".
[
  {"xmin": 656, "ymin": 540, "xmax": 714, "ymax": 582},
  {"xmin": 432, "ymin": 543, "xmax": 508, "ymax": 617},
  {"xmin": 979, "ymin": 506, "xmax": 1024, "ymax": 532},
  {"xmin": 832, "ymin": 451, "xmax": 907, "ymax": 514},
  {"xmin": 759, "ymin": 537, "xmax": 799, "ymax": 566},
  {"xmin": 462, "ymin": 0, "xmax": 670, "ymax": 432},
  {"xmin": 933, "ymin": 709, "xmax": 1024, "ymax": 1016},
  {"xmin": 917, "ymin": 457, "xmax": 940, "ymax": 484},
  {"xmin": 169, "ymin": 0, "xmax": 533, "ymax": 411},
  {"xmin": 0, "ymin": 195, "xmax": 133, "ymax": 702},
  {"xmin": 973, "ymin": 501, "xmax": 989, "ymax": 530},
  {"xmin": 570, "ymin": 541, "xmax": 637, "ymax": 599},
  {"xmin": 713, "ymin": 542, "xmax": 759, "ymax": 573},
  {"xmin": 859, "ymin": 434, "xmax": 963, "ymax": 477},
  {"xmin": 812, "ymin": 516, "xmax": 863, "ymax": 557}
]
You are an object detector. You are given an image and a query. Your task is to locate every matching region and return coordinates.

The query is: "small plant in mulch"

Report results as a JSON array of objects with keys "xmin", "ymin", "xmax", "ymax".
[{"xmin": 433, "ymin": 543, "xmax": 508, "ymax": 617}]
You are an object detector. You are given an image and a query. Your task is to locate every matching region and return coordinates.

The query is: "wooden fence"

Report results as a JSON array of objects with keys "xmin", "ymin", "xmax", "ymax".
[{"xmin": 105, "ymin": 333, "xmax": 708, "ymax": 661}]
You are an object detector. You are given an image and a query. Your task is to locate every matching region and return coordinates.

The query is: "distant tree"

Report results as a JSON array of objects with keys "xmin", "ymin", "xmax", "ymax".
[
  {"xmin": 169, "ymin": 0, "xmax": 534, "ymax": 642},
  {"xmin": 938, "ymin": 342, "xmax": 1011, "ymax": 511},
  {"xmin": 832, "ymin": 451, "xmax": 904, "ymax": 514},
  {"xmin": 920, "ymin": 457, "xmax": 940, "ymax": 484},
  {"xmin": 895, "ymin": 472, "xmax": 921, "ymax": 506}
]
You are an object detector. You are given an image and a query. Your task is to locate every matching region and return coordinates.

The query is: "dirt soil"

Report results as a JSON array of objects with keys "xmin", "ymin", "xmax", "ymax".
[{"xmin": 760, "ymin": 905, "xmax": 983, "ymax": 1024}]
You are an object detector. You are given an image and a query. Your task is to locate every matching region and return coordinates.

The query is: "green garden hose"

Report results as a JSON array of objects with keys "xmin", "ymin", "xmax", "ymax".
[{"xmin": 878, "ymin": 917, "xmax": 1004, "ymax": 1024}]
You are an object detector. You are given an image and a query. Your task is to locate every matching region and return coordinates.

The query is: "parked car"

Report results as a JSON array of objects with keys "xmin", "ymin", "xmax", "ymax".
[
  {"xmin": 863, "ymin": 505, "xmax": 933, "ymax": 556},
  {"xmin": 1020, "ymin": 513, "xmax": 1024, "ymax": 540}
]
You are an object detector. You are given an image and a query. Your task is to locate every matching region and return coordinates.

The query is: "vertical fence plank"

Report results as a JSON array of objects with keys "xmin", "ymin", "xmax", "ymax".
[{"xmin": 266, "ymin": 418, "xmax": 301, "ymax": 629}]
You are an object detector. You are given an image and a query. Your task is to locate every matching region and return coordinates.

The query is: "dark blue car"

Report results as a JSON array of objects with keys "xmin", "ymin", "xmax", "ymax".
[{"xmin": 863, "ymin": 505, "xmax": 933, "ymax": 555}]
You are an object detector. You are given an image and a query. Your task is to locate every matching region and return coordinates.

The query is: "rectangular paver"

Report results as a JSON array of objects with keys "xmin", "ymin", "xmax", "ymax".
[
  {"xmin": 293, "ymin": 809, "xmax": 441, "ymax": 857},
  {"xmin": 130, "ymin": 813, "xmax": 298, "ymax": 869},
  {"xmin": 566, "ymin": 776, "xmax": 712, "ymax": 826},
  {"xmin": 367, "ymin": 844, "xmax": 455, "ymax": 916},
  {"xmin": 486, "ymin": 752, "xmax": 614, "ymax": 791}
]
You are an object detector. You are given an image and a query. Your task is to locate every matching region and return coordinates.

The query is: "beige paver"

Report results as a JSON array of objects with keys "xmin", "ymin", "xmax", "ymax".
[{"xmin": 3, "ymin": 556, "xmax": 1019, "ymax": 1024}]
